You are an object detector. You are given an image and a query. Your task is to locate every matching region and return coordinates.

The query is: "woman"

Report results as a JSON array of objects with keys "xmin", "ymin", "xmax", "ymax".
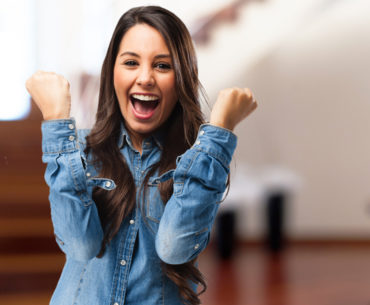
[{"xmin": 26, "ymin": 6, "xmax": 257, "ymax": 305}]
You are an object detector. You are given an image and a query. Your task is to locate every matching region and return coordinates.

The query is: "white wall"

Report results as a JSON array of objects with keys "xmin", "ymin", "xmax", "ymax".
[{"xmin": 198, "ymin": 0, "xmax": 370, "ymax": 240}]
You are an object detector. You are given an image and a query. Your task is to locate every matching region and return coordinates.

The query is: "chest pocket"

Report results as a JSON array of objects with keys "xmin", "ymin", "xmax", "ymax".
[{"xmin": 145, "ymin": 170, "xmax": 175, "ymax": 224}]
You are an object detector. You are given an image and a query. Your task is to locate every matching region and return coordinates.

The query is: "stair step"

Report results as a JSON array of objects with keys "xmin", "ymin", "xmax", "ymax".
[
  {"xmin": 0, "ymin": 218, "xmax": 53, "ymax": 238},
  {"xmin": 0, "ymin": 236, "xmax": 59, "ymax": 254},
  {"xmin": 0, "ymin": 254, "xmax": 64, "ymax": 273},
  {"xmin": 0, "ymin": 292, "xmax": 52, "ymax": 305},
  {"xmin": 0, "ymin": 253, "xmax": 64, "ymax": 294}
]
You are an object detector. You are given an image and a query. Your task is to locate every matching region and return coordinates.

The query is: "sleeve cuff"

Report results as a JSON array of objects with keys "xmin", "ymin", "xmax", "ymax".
[
  {"xmin": 42, "ymin": 118, "xmax": 79, "ymax": 154},
  {"xmin": 192, "ymin": 124, "xmax": 237, "ymax": 168}
]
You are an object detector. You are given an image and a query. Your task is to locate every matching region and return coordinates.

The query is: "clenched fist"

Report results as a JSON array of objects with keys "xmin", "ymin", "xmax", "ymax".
[
  {"xmin": 210, "ymin": 87, "xmax": 257, "ymax": 131},
  {"xmin": 25, "ymin": 71, "xmax": 71, "ymax": 120}
]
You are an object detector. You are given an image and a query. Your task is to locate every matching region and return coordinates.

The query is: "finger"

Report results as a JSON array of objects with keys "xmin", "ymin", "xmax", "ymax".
[
  {"xmin": 243, "ymin": 98, "xmax": 257, "ymax": 115},
  {"xmin": 243, "ymin": 88, "xmax": 253, "ymax": 99},
  {"xmin": 250, "ymin": 100, "xmax": 258, "ymax": 111}
]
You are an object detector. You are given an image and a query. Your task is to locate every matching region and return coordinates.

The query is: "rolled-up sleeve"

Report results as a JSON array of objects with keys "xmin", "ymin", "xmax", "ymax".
[
  {"xmin": 155, "ymin": 124, "xmax": 237, "ymax": 264},
  {"xmin": 42, "ymin": 119, "xmax": 105, "ymax": 262}
]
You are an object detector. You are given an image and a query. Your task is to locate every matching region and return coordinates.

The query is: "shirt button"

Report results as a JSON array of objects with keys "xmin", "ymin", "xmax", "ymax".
[
  {"xmin": 86, "ymin": 172, "xmax": 91, "ymax": 177},
  {"xmin": 114, "ymin": 303, "xmax": 119, "ymax": 305},
  {"xmin": 200, "ymin": 130, "xmax": 205, "ymax": 135},
  {"xmin": 105, "ymin": 181, "xmax": 112, "ymax": 188},
  {"xmin": 129, "ymin": 219, "xmax": 135, "ymax": 225},
  {"xmin": 195, "ymin": 140, "xmax": 200, "ymax": 145},
  {"xmin": 68, "ymin": 135, "xmax": 75, "ymax": 141},
  {"xmin": 68, "ymin": 123, "xmax": 74, "ymax": 130},
  {"xmin": 120, "ymin": 259, "xmax": 126, "ymax": 266},
  {"xmin": 194, "ymin": 243, "xmax": 200, "ymax": 250}
]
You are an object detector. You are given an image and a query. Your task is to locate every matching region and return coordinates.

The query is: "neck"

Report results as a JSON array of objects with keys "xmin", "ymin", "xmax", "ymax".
[{"xmin": 130, "ymin": 132, "xmax": 144, "ymax": 154}]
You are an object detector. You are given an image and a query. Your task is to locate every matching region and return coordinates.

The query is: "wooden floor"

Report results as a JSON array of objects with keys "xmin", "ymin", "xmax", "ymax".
[
  {"xmin": 1, "ymin": 244, "xmax": 370, "ymax": 305},
  {"xmin": 199, "ymin": 243, "xmax": 370, "ymax": 305}
]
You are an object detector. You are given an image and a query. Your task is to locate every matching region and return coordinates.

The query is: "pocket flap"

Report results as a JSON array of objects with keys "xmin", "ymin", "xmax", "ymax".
[
  {"xmin": 87, "ymin": 177, "xmax": 116, "ymax": 190},
  {"xmin": 148, "ymin": 169, "xmax": 175, "ymax": 186}
]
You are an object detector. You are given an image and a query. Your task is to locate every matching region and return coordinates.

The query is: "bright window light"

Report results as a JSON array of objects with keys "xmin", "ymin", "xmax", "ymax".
[{"xmin": 0, "ymin": 0, "xmax": 35, "ymax": 121}]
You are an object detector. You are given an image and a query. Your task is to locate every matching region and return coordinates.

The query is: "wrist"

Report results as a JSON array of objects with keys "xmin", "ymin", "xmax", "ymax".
[
  {"xmin": 43, "ymin": 112, "xmax": 70, "ymax": 121},
  {"xmin": 209, "ymin": 120, "xmax": 234, "ymax": 131}
]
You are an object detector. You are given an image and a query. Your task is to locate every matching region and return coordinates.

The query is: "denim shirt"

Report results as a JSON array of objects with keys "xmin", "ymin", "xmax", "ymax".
[{"xmin": 41, "ymin": 118, "xmax": 237, "ymax": 305}]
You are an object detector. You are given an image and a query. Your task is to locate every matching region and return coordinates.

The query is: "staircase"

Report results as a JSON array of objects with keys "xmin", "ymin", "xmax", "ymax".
[{"xmin": 0, "ymin": 104, "xmax": 64, "ymax": 304}]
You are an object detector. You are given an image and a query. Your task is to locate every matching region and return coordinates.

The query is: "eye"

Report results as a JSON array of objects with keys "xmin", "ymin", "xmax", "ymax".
[
  {"xmin": 124, "ymin": 60, "xmax": 138, "ymax": 67},
  {"xmin": 155, "ymin": 62, "xmax": 172, "ymax": 71}
]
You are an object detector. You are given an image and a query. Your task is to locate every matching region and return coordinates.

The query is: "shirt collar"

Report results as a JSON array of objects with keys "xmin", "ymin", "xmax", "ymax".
[{"xmin": 118, "ymin": 121, "xmax": 164, "ymax": 151}]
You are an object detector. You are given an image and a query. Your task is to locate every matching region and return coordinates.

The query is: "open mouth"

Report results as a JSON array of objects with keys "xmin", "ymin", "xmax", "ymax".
[{"xmin": 130, "ymin": 93, "xmax": 160, "ymax": 119}]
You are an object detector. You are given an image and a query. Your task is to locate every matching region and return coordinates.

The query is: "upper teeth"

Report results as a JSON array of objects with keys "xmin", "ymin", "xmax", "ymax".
[{"xmin": 132, "ymin": 94, "xmax": 159, "ymax": 101}]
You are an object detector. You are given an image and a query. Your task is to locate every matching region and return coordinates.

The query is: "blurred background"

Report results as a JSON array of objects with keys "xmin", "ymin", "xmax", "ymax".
[{"xmin": 1, "ymin": 0, "xmax": 370, "ymax": 304}]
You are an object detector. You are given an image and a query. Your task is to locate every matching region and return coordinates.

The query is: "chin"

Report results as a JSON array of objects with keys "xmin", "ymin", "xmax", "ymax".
[{"xmin": 129, "ymin": 122, "xmax": 156, "ymax": 135}]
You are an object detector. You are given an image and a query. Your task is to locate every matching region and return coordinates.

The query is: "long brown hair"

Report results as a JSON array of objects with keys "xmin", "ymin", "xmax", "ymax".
[{"xmin": 85, "ymin": 6, "xmax": 207, "ymax": 305}]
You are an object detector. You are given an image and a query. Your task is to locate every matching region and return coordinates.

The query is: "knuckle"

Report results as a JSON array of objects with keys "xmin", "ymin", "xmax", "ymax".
[
  {"xmin": 62, "ymin": 78, "xmax": 70, "ymax": 87},
  {"xmin": 244, "ymin": 88, "xmax": 253, "ymax": 99},
  {"xmin": 227, "ymin": 88, "xmax": 238, "ymax": 98}
]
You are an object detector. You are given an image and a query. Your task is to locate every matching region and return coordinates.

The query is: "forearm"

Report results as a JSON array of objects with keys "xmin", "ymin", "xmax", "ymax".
[
  {"xmin": 155, "ymin": 124, "xmax": 237, "ymax": 264},
  {"xmin": 42, "ymin": 119, "xmax": 110, "ymax": 261}
]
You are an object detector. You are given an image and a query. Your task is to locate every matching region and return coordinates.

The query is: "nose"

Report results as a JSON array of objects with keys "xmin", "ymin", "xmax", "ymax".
[{"xmin": 136, "ymin": 66, "xmax": 154, "ymax": 87}]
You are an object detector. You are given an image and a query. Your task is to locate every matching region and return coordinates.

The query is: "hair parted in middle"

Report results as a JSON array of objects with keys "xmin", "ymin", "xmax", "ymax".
[{"xmin": 85, "ymin": 6, "xmax": 208, "ymax": 305}]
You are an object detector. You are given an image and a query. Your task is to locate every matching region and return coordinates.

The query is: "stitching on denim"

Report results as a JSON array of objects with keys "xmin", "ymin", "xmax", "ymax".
[
  {"xmin": 146, "ymin": 214, "xmax": 160, "ymax": 224},
  {"xmin": 145, "ymin": 186, "xmax": 164, "ymax": 224},
  {"xmin": 110, "ymin": 229, "xmax": 125, "ymax": 305},
  {"xmin": 72, "ymin": 262, "xmax": 88, "ymax": 305},
  {"xmin": 180, "ymin": 150, "xmax": 199, "ymax": 182},
  {"xmin": 43, "ymin": 147, "xmax": 77, "ymax": 155},
  {"xmin": 195, "ymin": 227, "xmax": 209, "ymax": 236},
  {"xmin": 161, "ymin": 271, "xmax": 165, "ymax": 305},
  {"xmin": 120, "ymin": 221, "xmax": 138, "ymax": 304},
  {"xmin": 110, "ymin": 259, "xmax": 120, "ymax": 305},
  {"xmin": 68, "ymin": 153, "xmax": 91, "ymax": 207},
  {"xmin": 76, "ymin": 191, "xmax": 92, "ymax": 207},
  {"xmin": 68, "ymin": 153, "xmax": 82, "ymax": 191},
  {"xmin": 174, "ymin": 151, "xmax": 200, "ymax": 197},
  {"xmin": 173, "ymin": 182, "xmax": 183, "ymax": 196},
  {"xmin": 194, "ymin": 147, "xmax": 229, "ymax": 169}
]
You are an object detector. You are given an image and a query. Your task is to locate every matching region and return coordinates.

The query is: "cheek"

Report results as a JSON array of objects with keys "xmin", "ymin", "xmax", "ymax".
[
  {"xmin": 113, "ymin": 66, "xmax": 130, "ymax": 94},
  {"xmin": 113, "ymin": 69, "xmax": 123, "ymax": 92},
  {"xmin": 113, "ymin": 69, "xmax": 120, "ymax": 95},
  {"xmin": 164, "ymin": 75, "xmax": 177, "ymax": 104},
  {"xmin": 113, "ymin": 68, "xmax": 130, "ymax": 117}
]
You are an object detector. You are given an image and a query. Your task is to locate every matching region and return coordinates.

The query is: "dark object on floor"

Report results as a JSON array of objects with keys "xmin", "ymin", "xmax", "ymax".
[
  {"xmin": 216, "ymin": 210, "xmax": 236, "ymax": 259},
  {"xmin": 266, "ymin": 191, "xmax": 286, "ymax": 252}
]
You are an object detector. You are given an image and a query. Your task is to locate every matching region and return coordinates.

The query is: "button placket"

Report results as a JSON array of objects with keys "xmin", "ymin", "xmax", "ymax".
[{"xmin": 111, "ymin": 208, "xmax": 138, "ymax": 303}]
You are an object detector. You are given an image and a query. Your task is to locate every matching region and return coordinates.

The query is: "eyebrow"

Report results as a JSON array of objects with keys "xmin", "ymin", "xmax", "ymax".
[{"xmin": 119, "ymin": 51, "xmax": 171, "ymax": 59}]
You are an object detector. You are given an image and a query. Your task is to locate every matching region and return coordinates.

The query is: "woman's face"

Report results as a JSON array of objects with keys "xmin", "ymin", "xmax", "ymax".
[{"xmin": 113, "ymin": 23, "xmax": 177, "ymax": 144}]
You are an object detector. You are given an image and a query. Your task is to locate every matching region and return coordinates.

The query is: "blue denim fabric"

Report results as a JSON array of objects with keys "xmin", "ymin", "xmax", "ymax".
[{"xmin": 41, "ymin": 118, "xmax": 237, "ymax": 305}]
